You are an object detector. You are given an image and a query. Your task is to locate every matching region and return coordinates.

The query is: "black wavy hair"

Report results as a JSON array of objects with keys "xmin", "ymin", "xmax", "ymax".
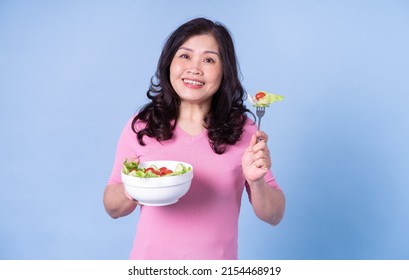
[{"xmin": 132, "ymin": 17, "xmax": 252, "ymax": 154}]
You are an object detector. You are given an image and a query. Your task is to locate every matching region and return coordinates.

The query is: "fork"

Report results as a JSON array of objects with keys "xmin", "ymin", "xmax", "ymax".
[
  {"xmin": 256, "ymin": 106, "xmax": 265, "ymax": 131},
  {"xmin": 256, "ymin": 106, "xmax": 266, "ymax": 142}
]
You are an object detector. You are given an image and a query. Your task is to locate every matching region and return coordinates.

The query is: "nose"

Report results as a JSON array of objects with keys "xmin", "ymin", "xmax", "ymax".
[
  {"xmin": 187, "ymin": 59, "xmax": 203, "ymax": 75},
  {"xmin": 187, "ymin": 68, "xmax": 202, "ymax": 75}
]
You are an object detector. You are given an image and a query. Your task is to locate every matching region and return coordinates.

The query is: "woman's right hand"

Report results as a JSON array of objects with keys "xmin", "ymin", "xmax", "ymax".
[
  {"xmin": 103, "ymin": 183, "xmax": 139, "ymax": 219},
  {"xmin": 103, "ymin": 157, "xmax": 140, "ymax": 218},
  {"xmin": 124, "ymin": 186, "xmax": 142, "ymax": 206}
]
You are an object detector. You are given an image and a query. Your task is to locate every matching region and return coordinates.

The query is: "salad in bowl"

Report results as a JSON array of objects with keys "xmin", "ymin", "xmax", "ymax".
[{"xmin": 121, "ymin": 159, "xmax": 193, "ymax": 206}]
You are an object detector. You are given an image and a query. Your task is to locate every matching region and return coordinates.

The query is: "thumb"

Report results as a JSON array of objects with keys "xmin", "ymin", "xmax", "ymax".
[{"xmin": 247, "ymin": 133, "xmax": 258, "ymax": 151}]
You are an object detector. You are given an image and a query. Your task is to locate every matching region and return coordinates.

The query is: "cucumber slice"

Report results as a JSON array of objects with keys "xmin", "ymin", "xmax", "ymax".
[{"xmin": 174, "ymin": 163, "xmax": 185, "ymax": 173}]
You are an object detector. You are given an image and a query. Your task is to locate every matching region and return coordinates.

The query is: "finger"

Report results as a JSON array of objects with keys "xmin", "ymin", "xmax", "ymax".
[
  {"xmin": 254, "ymin": 158, "xmax": 271, "ymax": 169},
  {"xmin": 253, "ymin": 149, "xmax": 270, "ymax": 161},
  {"xmin": 253, "ymin": 139, "xmax": 270, "ymax": 155},
  {"xmin": 252, "ymin": 145, "xmax": 272, "ymax": 164},
  {"xmin": 254, "ymin": 131, "xmax": 269, "ymax": 149},
  {"xmin": 247, "ymin": 133, "xmax": 258, "ymax": 151},
  {"xmin": 125, "ymin": 156, "xmax": 140, "ymax": 163},
  {"xmin": 256, "ymin": 130, "xmax": 269, "ymax": 142},
  {"xmin": 253, "ymin": 153, "xmax": 271, "ymax": 168}
]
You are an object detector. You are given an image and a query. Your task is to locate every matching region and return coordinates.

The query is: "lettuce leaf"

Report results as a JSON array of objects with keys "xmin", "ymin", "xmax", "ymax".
[{"xmin": 253, "ymin": 92, "xmax": 284, "ymax": 107}]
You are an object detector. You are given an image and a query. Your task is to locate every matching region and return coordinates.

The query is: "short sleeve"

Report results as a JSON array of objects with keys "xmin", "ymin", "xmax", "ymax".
[{"xmin": 106, "ymin": 116, "xmax": 139, "ymax": 185}]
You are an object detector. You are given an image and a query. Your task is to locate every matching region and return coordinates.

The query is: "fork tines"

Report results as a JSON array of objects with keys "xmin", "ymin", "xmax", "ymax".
[{"xmin": 256, "ymin": 106, "xmax": 265, "ymax": 130}]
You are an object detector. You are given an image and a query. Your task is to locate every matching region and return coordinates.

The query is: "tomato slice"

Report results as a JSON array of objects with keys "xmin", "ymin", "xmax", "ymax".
[
  {"xmin": 144, "ymin": 167, "xmax": 155, "ymax": 173},
  {"xmin": 255, "ymin": 92, "xmax": 266, "ymax": 100},
  {"xmin": 144, "ymin": 167, "xmax": 160, "ymax": 175},
  {"xmin": 159, "ymin": 167, "xmax": 174, "ymax": 176}
]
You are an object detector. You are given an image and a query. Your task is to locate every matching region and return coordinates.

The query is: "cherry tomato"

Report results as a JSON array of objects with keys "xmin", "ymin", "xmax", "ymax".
[
  {"xmin": 255, "ymin": 92, "xmax": 266, "ymax": 100},
  {"xmin": 144, "ymin": 167, "xmax": 161, "ymax": 176},
  {"xmin": 159, "ymin": 167, "xmax": 168, "ymax": 174},
  {"xmin": 144, "ymin": 167, "xmax": 155, "ymax": 173},
  {"xmin": 159, "ymin": 167, "xmax": 174, "ymax": 176}
]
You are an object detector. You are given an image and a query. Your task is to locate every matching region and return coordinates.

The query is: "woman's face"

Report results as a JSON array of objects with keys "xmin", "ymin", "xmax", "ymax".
[{"xmin": 170, "ymin": 34, "xmax": 223, "ymax": 107}]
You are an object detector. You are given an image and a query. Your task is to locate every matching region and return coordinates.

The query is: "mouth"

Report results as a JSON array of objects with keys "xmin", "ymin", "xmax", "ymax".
[{"xmin": 182, "ymin": 78, "xmax": 205, "ymax": 86}]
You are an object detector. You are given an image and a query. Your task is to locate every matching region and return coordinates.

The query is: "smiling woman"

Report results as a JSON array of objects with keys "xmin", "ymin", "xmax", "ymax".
[
  {"xmin": 2, "ymin": 0, "xmax": 407, "ymax": 262},
  {"xmin": 170, "ymin": 34, "xmax": 223, "ymax": 116},
  {"xmin": 133, "ymin": 17, "xmax": 249, "ymax": 154},
  {"xmin": 103, "ymin": 17, "xmax": 285, "ymax": 260}
]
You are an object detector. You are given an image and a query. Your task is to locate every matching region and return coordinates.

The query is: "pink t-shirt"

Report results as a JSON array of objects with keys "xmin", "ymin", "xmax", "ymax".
[{"xmin": 107, "ymin": 116, "xmax": 280, "ymax": 259}]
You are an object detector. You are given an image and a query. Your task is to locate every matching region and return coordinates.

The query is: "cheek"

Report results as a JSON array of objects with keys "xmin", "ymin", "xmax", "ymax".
[
  {"xmin": 169, "ymin": 62, "xmax": 176, "ymax": 77},
  {"xmin": 169, "ymin": 63, "xmax": 180, "ymax": 86},
  {"xmin": 214, "ymin": 65, "xmax": 223, "ymax": 82},
  {"xmin": 210, "ymin": 70, "xmax": 223, "ymax": 89},
  {"xmin": 170, "ymin": 59, "xmax": 184, "ymax": 73}
]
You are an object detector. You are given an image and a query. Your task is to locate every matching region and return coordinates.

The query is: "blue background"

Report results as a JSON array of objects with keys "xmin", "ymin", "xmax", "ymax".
[{"xmin": 1, "ymin": 0, "xmax": 408, "ymax": 260}]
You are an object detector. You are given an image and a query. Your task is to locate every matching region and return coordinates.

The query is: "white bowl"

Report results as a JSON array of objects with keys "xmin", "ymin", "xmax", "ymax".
[{"xmin": 121, "ymin": 160, "xmax": 193, "ymax": 206}]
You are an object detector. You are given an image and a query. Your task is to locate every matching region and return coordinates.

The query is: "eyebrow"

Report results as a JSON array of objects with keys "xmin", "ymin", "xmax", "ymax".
[{"xmin": 178, "ymin": 46, "xmax": 220, "ymax": 57}]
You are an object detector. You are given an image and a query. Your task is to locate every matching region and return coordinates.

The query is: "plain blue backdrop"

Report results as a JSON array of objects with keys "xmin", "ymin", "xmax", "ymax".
[{"xmin": 1, "ymin": 0, "xmax": 408, "ymax": 259}]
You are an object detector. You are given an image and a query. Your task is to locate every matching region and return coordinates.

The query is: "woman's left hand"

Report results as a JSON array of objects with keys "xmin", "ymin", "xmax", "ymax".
[{"xmin": 242, "ymin": 131, "xmax": 272, "ymax": 183}]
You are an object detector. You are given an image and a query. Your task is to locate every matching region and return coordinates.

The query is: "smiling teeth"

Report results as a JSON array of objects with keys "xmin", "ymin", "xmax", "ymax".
[{"xmin": 184, "ymin": 79, "xmax": 204, "ymax": 86}]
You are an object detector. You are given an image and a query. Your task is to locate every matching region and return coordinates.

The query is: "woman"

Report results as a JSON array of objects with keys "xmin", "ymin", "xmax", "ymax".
[{"xmin": 103, "ymin": 17, "xmax": 285, "ymax": 260}]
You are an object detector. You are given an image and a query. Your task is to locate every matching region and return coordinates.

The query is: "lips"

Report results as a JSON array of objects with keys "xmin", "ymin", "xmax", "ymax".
[{"xmin": 182, "ymin": 78, "xmax": 205, "ymax": 86}]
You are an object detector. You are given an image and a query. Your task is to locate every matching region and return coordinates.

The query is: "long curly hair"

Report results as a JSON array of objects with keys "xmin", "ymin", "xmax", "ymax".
[{"xmin": 132, "ymin": 17, "xmax": 253, "ymax": 154}]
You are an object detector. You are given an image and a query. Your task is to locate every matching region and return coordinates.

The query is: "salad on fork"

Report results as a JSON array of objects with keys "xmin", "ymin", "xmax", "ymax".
[
  {"xmin": 248, "ymin": 91, "xmax": 284, "ymax": 108},
  {"xmin": 248, "ymin": 90, "xmax": 284, "ymax": 141}
]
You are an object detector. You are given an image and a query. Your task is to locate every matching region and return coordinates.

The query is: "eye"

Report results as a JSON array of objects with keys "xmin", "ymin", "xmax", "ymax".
[
  {"xmin": 204, "ymin": 57, "xmax": 216, "ymax": 63},
  {"xmin": 179, "ymin": 53, "xmax": 190, "ymax": 59}
]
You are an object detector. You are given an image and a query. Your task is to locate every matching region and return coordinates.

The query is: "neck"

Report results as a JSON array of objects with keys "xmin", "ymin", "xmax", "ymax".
[
  {"xmin": 177, "ymin": 102, "xmax": 210, "ymax": 136},
  {"xmin": 178, "ymin": 101, "xmax": 210, "ymax": 123}
]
